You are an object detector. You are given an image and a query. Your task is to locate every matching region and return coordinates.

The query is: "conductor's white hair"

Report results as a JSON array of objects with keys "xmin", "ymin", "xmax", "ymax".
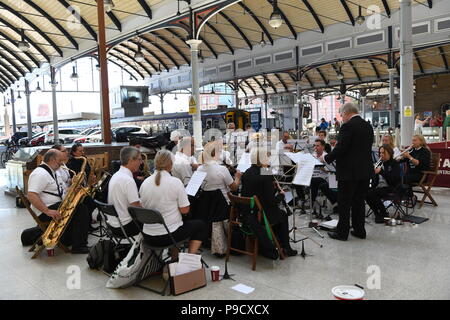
[{"xmin": 339, "ymin": 102, "xmax": 359, "ymax": 115}]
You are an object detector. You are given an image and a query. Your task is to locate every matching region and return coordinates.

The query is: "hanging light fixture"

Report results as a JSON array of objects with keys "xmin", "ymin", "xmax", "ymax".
[
  {"xmin": 198, "ymin": 50, "xmax": 204, "ymax": 63},
  {"xmin": 260, "ymin": 32, "xmax": 266, "ymax": 47},
  {"xmin": 104, "ymin": 0, "xmax": 114, "ymax": 12},
  {"xmin": 70, "ymin": 64, "xmax": 79, "ymax": 81},
  {"xmin": 432, "ymin": 75, "xmax": 438, "ymax": 89},
  {"xmin": 174, "ymin": 92, "xmax": 178, "ymax": 100},
  {"xmin": 176, "ymin": 0, "xmax": 181, "ymax": 16},
  {"xmin": 355, "ymin": 6, "xmax": 366, "ymax": 25},
  {"xmin": 17, "ymin": 91, "xmax": 22, "ymax": 100},
  {"xmin": 157, "ymin": 64, "xmax": 161, "ymax": 75},
  {"xmin": 17, "ymin": 29, "xmax": 30, "ymax": 52},
  {"xmin": 269, "ymin": 0, "xmax": 284, "ymax": 29},
  {"xmin": 210, "ymin": 84, "xmax": 216, "ymax": 95},
  {"xmin": 134, "ymin": 43, "xmax": 145, "ymax": 63},
  {"xmin": 35, "ymin": 75, "xmax": 42, "ymax": 92},
  {"xmin": 262, "ymin": 76, "xmax": 268, "ymax": 89}
]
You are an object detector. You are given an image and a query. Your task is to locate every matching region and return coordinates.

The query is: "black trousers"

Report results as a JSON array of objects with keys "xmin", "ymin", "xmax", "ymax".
[
  {"xmin": 110, "ymin": 221, "xmax": 141, "ymax": 239},
  {"xmin": 318, "ymin": 180, "xmax": 338, "ymax": 205},
  {"xmin": 366, "ymin": 187, "xmax": 392, "ymax": 219},
  {"xmin": 143, "ymin": 220, "xmax": 207, "ymax": 247},
  {"xmin": 336, "ymin": 180, "xmax": 370, "ymax": 237},
  {"xmin": 405, "ymin": 173, "xmax": 423, "ymax": 185},
  {"xmin": 39, "ymin": 202, "xmax": 89, "ymax": 249}
]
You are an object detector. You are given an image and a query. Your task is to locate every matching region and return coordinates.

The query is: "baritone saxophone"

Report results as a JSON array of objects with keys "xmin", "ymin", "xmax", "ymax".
[{"xmin": 42, "ymin": 157, "xmax": 89, "ymax": 249}]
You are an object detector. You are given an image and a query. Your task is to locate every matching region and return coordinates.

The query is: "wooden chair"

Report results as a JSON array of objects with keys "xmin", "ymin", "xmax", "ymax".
[
  {"xmin": 226, "ymin": 193, "xmax": 285, "ymax": 271},
  {"xmin": 16, "ymin": 187, "xmax": 70, "ymax": 259},
  {"xmin": 413, "ymin": 152, "xmax": 441, "ymax": 209}
]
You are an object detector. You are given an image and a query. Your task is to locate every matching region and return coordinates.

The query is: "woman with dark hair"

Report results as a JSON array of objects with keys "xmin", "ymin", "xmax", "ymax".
[
  {"xmin": 67, "ymin": 143, "xmax": 92, "ymax": 181},
  {"xmin": 241, "ymin": 147, "xmax": 297, "ymax": 258},
  {"xmin": 366, "ymin": 144, "xmax": 401, "ymax": 223}
]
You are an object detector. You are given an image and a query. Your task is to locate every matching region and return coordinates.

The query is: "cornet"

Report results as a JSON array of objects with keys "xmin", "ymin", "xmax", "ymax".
[{"xmin": 394, "ymin": 146, "xmax": 413, "ymax": 161}]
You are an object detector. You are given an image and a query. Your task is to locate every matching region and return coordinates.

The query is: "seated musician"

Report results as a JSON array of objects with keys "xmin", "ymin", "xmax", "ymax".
[
  {"xmin": 67, "ymin": 143, "xmax": 92, "ymax": 182},
  {"xmin": 172, "ymin": 137, "xmax": 198, "ymax": 186},
  {"xmin": 397, "ymin": 134, "xmax": 431, "ymax": 185},
  {"xmin": 107, "ymin": 147, "xmax": 143, "ymax": 237},
  {"xmin": 129, "ymin": 139, "xmax": 147, "ymax": 188},
  {"xmin": 214, "ymin": 138, "xmax": 233, "ymax": 166},
  {"xmin": 366, "ymin": 144, "xmax": 401, "ymax": 223},
  {"xmin": 241, "ymin": 147, "xmax": 297, "ymax": 258},
  {"xmin": 166, "ymin": 130, "xmax": 182, "ymax": 152},
  {"xmin": 317, "ymin": 130, "xmax": 332, "ymax": 153},
  {"xmin": 139, "ymin": 150, "xmax": 207, "ymax": 254},
  {"xmin": 328, "ymin": 135, "xmax": 337, "ymax": 150},
  {"xmin": 27, "ymin": 149, "xmax": 90, "ymax": 254},
  {"xmin": 51, "ymin": 145, "xmax": 72, "ymax": 191},
  {"xmin": 381, "ymin": 134, "xmax": 401, "ymax": 159}
]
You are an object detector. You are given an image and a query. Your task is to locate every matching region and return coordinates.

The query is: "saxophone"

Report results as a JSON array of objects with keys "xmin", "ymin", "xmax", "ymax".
[{"xmin": 42, "ymin": 157, "xmax": 89, "ymax": 249}]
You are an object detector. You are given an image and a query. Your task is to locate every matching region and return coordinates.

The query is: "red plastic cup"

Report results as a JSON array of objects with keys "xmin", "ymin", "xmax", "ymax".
[
  {"xmin": 46, "ymin": 248, "xmax": 55, "ymax": 257},
  {"xmin": 210, "ymin": 266, "xmax": 220, "ymax": 281}
]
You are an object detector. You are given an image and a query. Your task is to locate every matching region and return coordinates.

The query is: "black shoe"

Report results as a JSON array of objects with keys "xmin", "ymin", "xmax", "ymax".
[
  {"xmin": 332, "ymin": 206, "xmax": 339, "ymax": 214},
  {"xmin": 375, "ymin": 217, "xmax": 386, "ymax": 224},
  {"xmin": 325, "ymin": 215, "xmax": 332, "ymax": 221},
  {"xmin": 350, "ymin": 231, "xmax": 366, "ymax": 239},
  {"xmin": 283, "ymin": 248, "xmax": 298, "ymax": 257},
  {"xmin": 328, "ymin": 231, "xmax": 347, "ymax": 241},
  {"xmin": 71, "ymin": 246, "xmax": 90, "ymax": 254}
]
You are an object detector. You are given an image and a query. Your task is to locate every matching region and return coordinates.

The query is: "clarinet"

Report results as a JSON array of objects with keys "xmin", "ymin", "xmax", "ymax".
[{"xmin": 274, "ymin": 176, "xmax": 293, "ymax": 216}]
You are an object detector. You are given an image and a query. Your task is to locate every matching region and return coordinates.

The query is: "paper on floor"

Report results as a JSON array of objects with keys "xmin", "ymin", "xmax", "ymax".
[{"xmin": 231, "ymin": 283, "xmax": 255, "ymax": 294}]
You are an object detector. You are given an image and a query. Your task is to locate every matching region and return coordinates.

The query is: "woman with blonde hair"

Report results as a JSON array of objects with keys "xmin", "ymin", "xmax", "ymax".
[
  {"xmin": 397, "ymin": 134, "xmax": 431, "ymax": 184},
  {"xmin": 139, "ymin": 150, "xmax": 207, "ymax": 254},
  {"xmin": 381, "ymin": 134, "xmax": 401, "ymax": 159}
]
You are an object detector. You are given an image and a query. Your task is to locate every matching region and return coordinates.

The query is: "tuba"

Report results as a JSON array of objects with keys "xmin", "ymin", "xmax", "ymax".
[{"xmin": 42, "ymin": 157, "xmax": 89, "ymax": 250}]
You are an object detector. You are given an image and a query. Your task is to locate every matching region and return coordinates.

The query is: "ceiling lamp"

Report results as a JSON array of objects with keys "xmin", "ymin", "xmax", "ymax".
[
  {"xmin": 174, "ymin": 93, "xmax": 178, "ymax": 100},
  {"xmin": 157, "ymin": 64, "xmax": 161, "ymax": 75},
  {"xmin": 355, "ymin": 6, "xmax": 365, "ymax": 25},
  {"xmin": 262, "ymin": 77, "xmax": 269, "ymax": 89},
  {"xmin": 269, "ymin": 0, "xmax": 283, "ymax": 29},
  {"xmin": 432, "ymin": 76, "xmax": 438, "ymax": 89},
  {"xmin": 198, "ymin": 50, "xmax": 204, "ymax": 63},
  {"xmin": 104, "ymin": 0, "xmax": 114, "ymax": 12},
  {"xmin": 17, "ymin": 29, "xmax": 30, "ymax": 52},
  {"xmin": 210, "ymin": 84, "xmax": 216, "ymax": 95},
  {"xmin": 337, "ymin": 72, "xmax": 344, "ymax": 80},
  {"xmin": 17, "ymin": 91, "xmax": 22, "ymax": 100},
  {"xmin": 35, "ymin": 76, "xmax": 42, "ymax": 92},
  {"xmin": 70, "ymin": 65, "xmax": 79, "ymax": 81},
  {"xmin": 260, "ymin": 32, "xmax": 266, "ymax": 47},
  {"xmin": 135, "ymin": 44, "xmax": 145, "ymax": 63}
]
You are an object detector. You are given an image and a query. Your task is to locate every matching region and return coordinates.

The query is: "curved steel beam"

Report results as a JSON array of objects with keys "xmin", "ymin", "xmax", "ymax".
[
  {"xmin": 300, "ymin": 0, "xmax": 325, "ymax": 33},
  {"xmin": 252, "ymin": 77, "xmax": 267, "ymax": 95},
  {"xmin": 177, "ymin": 22, "xmax": 218, "ymax": 59},
  {"xmin": 369, "ymin": 59, "xmax": 381, "ymax": 79},
  {"xmin": 262, "ymin": 74, "xmax": 278, "ymax": 93},
  {"xmin": 238, "ymin": 2, "xmax": 274, "ymax": 45},
  {"xmin": 439, "ymin": 46, "xmax": 448, "ymax": 70},
  {"xmin": 348, "ymin": 61, "xmax": 362, "ymax": 81},
  {"xmin": 0, "ymin": 17, "xmax": 50, "ymax": 62},
  {"xmin": 0, "ymin": 2, "xmax": 63, "ymax": 57},
  {"xmin": 106, "ymin": 11, "xmax": 122, "ymax": 32},
  {"xmin": 150, "ymin": 31, "xmax": 190, "ymax": 65},
  {"xmin": 381, "ymin": 0, "xmax": 391, "ymax": 18},
  {"xmin": 0, "ymin": 50, "xmax": 27, "ymax": 76},
  {"xmin": 119, "ymin": 42, "xmax": 157, "ymax": 73},
  {"xmin": 139, "ymin": 35, "xmax": 180, "ymax": 69},
  {"xmin": 23, "ymin": 0, "xmax": 79, "ymax": 50},
  {"xmin": 244, "ymin": 80, "xmax": 257, "ymax": 96},
  {"xmin": 0, "ymin": 59, "xmax": 20, "ymax": 81},
  {"xmin": 127, "ymin": 39, "xmax": 169, "ymax": 71},
  {"xmin": 238, "ymin": 84, "xmax": 248, "ymax": 97},
  {"xmin": 108, "ymin": 51, "xmax": 145, "ymax": 80},
  {"xmin": 414, "ymin": 52, "xmax": 425, "ymax": 74},
  {"xmin": 315, "ymin": 67, "xmax": 329, "ymax": 85},
  {"xmin": 274, "ymin": 73, "xmax": 288, "ymax": 92},
  {"xmin": 304, "ymin": 73, "xmax": 314, "ymax": 87},
  {"xmin": 0, "ymin": 30, "xmax": 41, "ymax": 67},
  {"xmin": 266, "ymin": 1, "xmax": 297, "ymax": 39},
  {"xmin": 198, "ymin": 16, "xmax": 234, "ymax": 55},
  {"xmin": 57, "ymin": 0, "xmax": 98, "ymax": 41},
  {"xmin": 339, "ymin": 0, "xmax": 355, "ymax": 26},
  {"xmin": 138, "ymin": 0, "xmax": 153, "ymax": 19},
  {"xmin": 115, "ymin": 45, "xmax": 153, "ymax": 76},
  {"xmin": 0, "ymin": 72, "xmax": 13, "ymax": 87},
  {"xmin": 219, "ymin": 11, "xmax": 252, "ymax": 50},
  {"xmin": 108, "ymin": 59, "xmax": 138, "ymax": 81}
]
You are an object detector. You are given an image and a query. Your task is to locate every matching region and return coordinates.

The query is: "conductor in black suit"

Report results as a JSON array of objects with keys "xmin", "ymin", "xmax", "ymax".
[{"xmin": 320, "ymin": 103, "xmax": 374, "ymax": 240}]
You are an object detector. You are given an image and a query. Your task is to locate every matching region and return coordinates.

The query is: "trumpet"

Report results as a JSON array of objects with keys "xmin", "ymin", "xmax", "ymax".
[
  {"xmin": 374, "ymin": 158, "xmax": 383, "ymax": 169},
  {"xmin": 394, "ymin": 146, "xmax": 413, "ymax": 161}
]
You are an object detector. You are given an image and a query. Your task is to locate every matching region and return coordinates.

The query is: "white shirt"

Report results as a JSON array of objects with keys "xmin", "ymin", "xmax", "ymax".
[
  {"xmin": 140, "ymin": 170, "xmax": 190, "ymax": 236},
  {"xmin": 197, "ymin": 162, "xmax": 234, "ymax": 202},
  {"xmin": 28, "ymin": 164, "xmax": 63, "ymax": 209},
  {"xmin": 107, "ymin": 166, "xmax": 140, "ymax": 228},
  {"xmin": 172, "ymin": 152, "xmax": 197, "ymax": 186},
  {"xmin": 276, "ymin": 140, "xmax": 293, "ymax": 166},
  {"xmin": 56, "ymin": 166, "xmax": 71, "ymax": 196},
  {"xmin": 312, "ymin": 151, "xmax": 328, "ymax": 179}
]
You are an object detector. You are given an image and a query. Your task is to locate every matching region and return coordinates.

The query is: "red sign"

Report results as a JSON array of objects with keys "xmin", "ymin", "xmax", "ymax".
[{"xmin": 429, "ymin": 142, "xmax": 450, "ymax": 188}]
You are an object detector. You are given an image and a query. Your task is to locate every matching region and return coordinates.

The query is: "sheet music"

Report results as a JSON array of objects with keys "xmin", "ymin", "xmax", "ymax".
[
  {"xmin": 288, "ymin": 139, "xmax": 308, "ymax": 151},
  {"xmin": 185, "ymin": 171, "xmax": 207, "ymax": 196},
  {"xmin": 292, "ymin": 156, "xmax": 316, "ymax": 186},
  {"xmin": 284, "ymin": 191, "xmax": 293, "ymax": 204},
  {"xmin": 237, "ymin": 152, "xmax": 252, "ymax": 173},
  {"xmin": 170, "ymin": 253, "xmax": 202, "ymax": 276},
  {"xmin": 285, "ymin": 152, "xmax": 323, "ymax": 166},
  {"xmin": 328, "ymin": 172, "xmax": 338, "ymax": 189}
]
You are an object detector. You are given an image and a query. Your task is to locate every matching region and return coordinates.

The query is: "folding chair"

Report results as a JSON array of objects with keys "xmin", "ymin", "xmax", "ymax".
[
  {"xmin": 226, "ymin": 194, "xmax": 285, "ymax": 271},
  {"xmin": 412, "ymin": 153, "xmax": 440, "ymax": 209},
  {"xmin": 16, "ymin": 187, "xmax": 70, "ymax": 259},
  {"xmin": 128, "ymin": 206, "xmax": 190, "ymax": 296},
  {"xmin": 93, "ymin": 200, "xmax": 135, "ymax": 245}
]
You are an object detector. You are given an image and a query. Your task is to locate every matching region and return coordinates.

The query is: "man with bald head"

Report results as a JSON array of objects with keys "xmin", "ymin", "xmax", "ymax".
[{"xmin": 28, "ymin": 149, "xmax": 90, "ymax": 254}]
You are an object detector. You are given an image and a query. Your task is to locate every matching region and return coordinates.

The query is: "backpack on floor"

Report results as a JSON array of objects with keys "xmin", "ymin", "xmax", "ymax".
[{"xmin": 87, "ymin": 239, "xmax": 106, "ymax": 270}]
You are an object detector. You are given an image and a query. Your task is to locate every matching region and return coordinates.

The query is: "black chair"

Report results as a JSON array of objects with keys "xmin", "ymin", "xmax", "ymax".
[
  {"xmin": 93, "ymin": 200, "xmax": 135, "ymax": 245},
  {"xmin": 127, "ymin": 206, "xmax": 189, "ymax": 296}
]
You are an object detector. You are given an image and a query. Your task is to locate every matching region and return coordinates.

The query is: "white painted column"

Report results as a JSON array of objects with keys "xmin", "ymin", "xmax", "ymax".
[
  {"xmin": 10, "ymin": 88, "xmax": 16, "ymax": 134},
  {"xmin": 25, "ymin": 80, "xmax": 32, "ymax": 139},
  {"xmin": 400, "ymin": 0, "xmax": 414, "ymax": 147},
  {"xmin": 186, "ymin": 39, "xmax": 203, "ymax": 150},
  {"xmin": 388, "ymin": 68, "xmax": 397, "ymax": 128},
  {"xmin": 50, "ymin": 66, "xmax": 59, "ymax": 144}
]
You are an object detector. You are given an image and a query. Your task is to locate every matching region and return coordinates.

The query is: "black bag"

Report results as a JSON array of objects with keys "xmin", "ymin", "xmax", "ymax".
[
  {"xmin": 21, "ymin": 226, "xmax": 42, "ymax": 246},
  {"xmin": 87, "ymin": 240, "xmax": 106, "ymax": 270},
  {"xmin": 103, "ymin": 241, "xmax": 132, "ymax": 274}
]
